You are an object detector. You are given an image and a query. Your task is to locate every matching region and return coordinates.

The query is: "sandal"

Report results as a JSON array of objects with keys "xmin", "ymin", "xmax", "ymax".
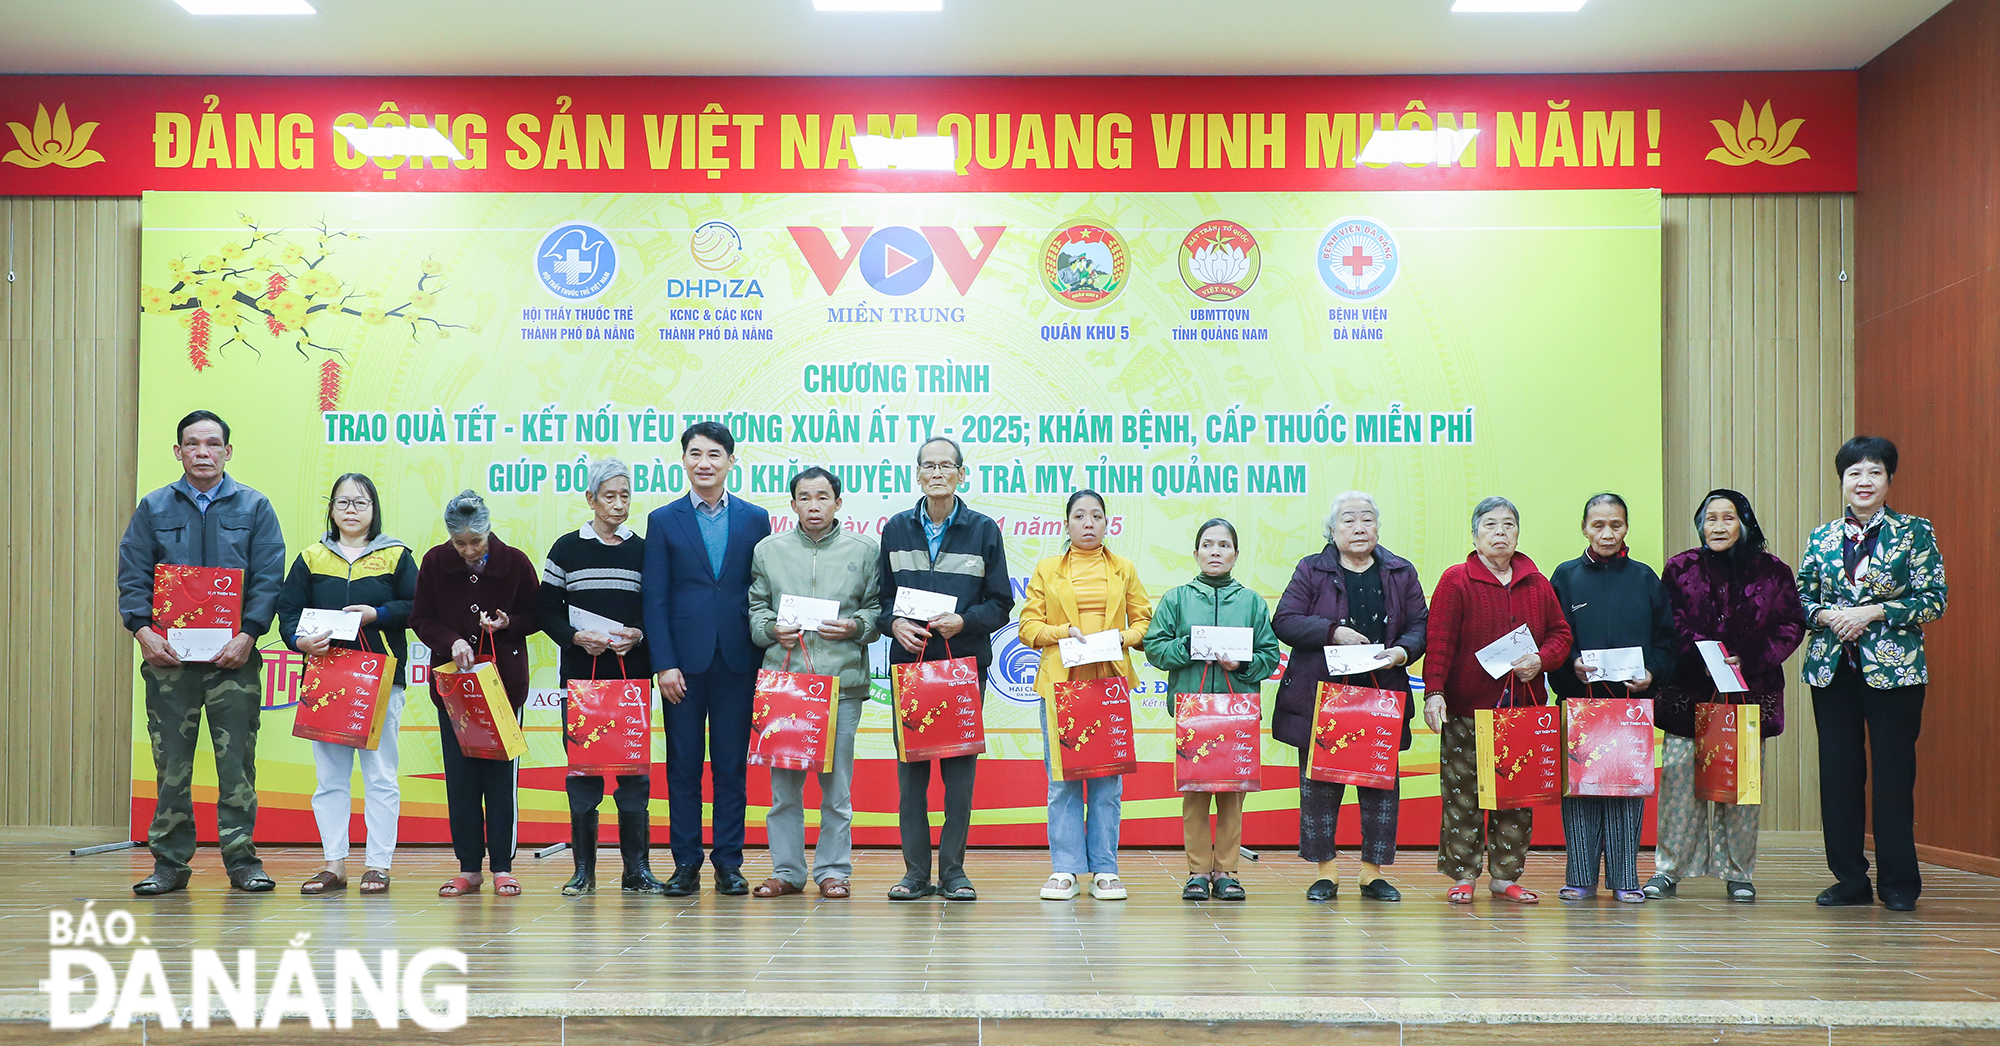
[
  {"xmin": 1090, "ymin": 874, "xmax": 1127, "ymax": 901},
  {"xmin": 1211, "ymin": 876, "xmax": 1246, "ymax": 901},
  {"xmin": 1614, "ymin": 889, "xmax": 1646, "ymax": 904},
  {"xmin": 818, "ymin": 878, "xmax": 851, "ymax": 899},
  {"xmin": 754, "ymin": 877, "xmax": 803, "ymax": 898},
  {"xmin": 493, "ymin": 874, "xmax": 521, "ymax": 897},
  {"xmin": 887, "ymin": 878, "xmax": 934, "ymax": 901},
  {"xmin": 1728, "ymin": 880, "xmax": 1757, "ymax": 903},
  {"xmin": 1643, "ymin": 874, "xmax": 1677, "ymax": 899},
  {"xmin": 300, "ymin": 871, "xmax": 347, "ymax": 896},
  {"xmin": 1183, "ymin": 876, "xmax": 1211, "ymax": 901},
  {"xmin": 438, "ymin": 875, "xmax": 480, "ymax": 897},
  {"xmin": 1493, "ymin": 883, "xmax": 1540, "ymax": 904},
  {"xmin": 1040, "ymin": 873, "xmax": 1080, "ymax": 900},
  {"xmin": 1558, "ymin": 885, "xmax": 1596, "ymax": 901},
  {"xmin": 1446, "ymin": 881, "xmax": 1475, "ymax": 904},
  {"xmin": 940, "ymin": 880, "xmax": 978, "ymax": 901},
  {"xmin": 359, "ymin": 870, "xmax": 390, "ymax": 895}
]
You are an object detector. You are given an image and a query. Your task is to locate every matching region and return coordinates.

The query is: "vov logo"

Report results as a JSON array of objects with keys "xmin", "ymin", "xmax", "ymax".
[{"xmin": 788, "ymin": 225, "xmax": 1006, "ymax": 296}]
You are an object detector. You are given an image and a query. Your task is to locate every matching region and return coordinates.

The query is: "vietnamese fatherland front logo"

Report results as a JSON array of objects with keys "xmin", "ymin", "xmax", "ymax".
[
  {"xmin": 1178, "ymin": 220, "xmax": 1260, "ymax": 301},
  {"xmin": 1042, "ymin": 223, "xmax": 1129, "ymax": 310},
  {"xmin": 689, "ymin": 220, "xmax": 743, "ymax": 271},
  {"xmin": 535, "ymin": 221, "xmax": 618, "ymax": 302},
  {"xmin": 2, "ymin": 103, "xmax": 106, "ymax": 168},
  {"xmin": 1315, "ymin": 217, "xmax": 1399, "ymax": 303}
]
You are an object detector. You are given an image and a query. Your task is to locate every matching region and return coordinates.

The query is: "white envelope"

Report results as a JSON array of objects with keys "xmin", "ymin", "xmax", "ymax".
[
  {"xmin": 1474, "ymin": 624, "xmax": 1538, "ymax": 679},
  {"xmin": 1189, "ymin": 625, "xmax": 1253, "ymax": 662},
  {"xmin": 1696, "ymin": 640, "xmax": 1750, "ymax": 693},
  {"xmin": 777, "ymin": 594, "xmax": 843, "ymax": 633},
  {"xmin": 297, "ymin": 608, "xmax": 363, "ymax": 642},
  {"xmin": 1322, "ymin": 643, "xmax": 1390, "ymax": 676},
  {"xmin": 1058, "ymin": 629, "xmax": 1124, "ymax": 669},
  {"xmin": 568, "ymin": 605, "xmax": 626, "ymax": 636},
  {"xmin": 891, "ymin": 586, "xmax": 958, "ymax": 622},
  {"xmin": 1578, "ymin": 646, "xmax": 1647, "ymax": 684},
  {"xmin": 167, "ymin": 627, "xmax": 232, "ymax": 663}
]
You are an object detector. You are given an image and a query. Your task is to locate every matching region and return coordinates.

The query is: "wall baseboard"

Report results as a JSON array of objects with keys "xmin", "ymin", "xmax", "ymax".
[
  {"xmin": 0, "ymin": 826, "xmax": 132, "ymax": 844},
  {"xmin": 1862, "ymin": 834, "xmax": 2000, "ymax": 878}
]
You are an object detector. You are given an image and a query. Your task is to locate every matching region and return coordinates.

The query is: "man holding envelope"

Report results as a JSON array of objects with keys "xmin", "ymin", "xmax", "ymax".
[
  {"xmin": 746, "ymin": 467, "xmax": 881, "ymax": 899},
  {"xmin": 117, "ymin": 410, "xmax": 287, "ymax": 895}
]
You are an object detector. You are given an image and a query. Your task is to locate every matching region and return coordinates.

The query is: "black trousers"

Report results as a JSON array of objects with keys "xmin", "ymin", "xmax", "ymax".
[
  {"xmin": 1813, "ymin": 663, "xmax": 1926, "ymax": 899},
  {"xmin": 663, "ymin": 662, "xmax": 754, "ymax": 871},
  {"xmin": 559, "ymin": 681, "xmax": 652, "ymax": 819},
  {"xmin": 435, "ymin": 701, "xmax": 518, "ymax": 874},
  {"xmin": 898, "ymin": 753, "xmax": 977, "ymax": 886},
  {"xmin": 1297, "ymin": 759, "xmax": 1400, "ymax": 866}
]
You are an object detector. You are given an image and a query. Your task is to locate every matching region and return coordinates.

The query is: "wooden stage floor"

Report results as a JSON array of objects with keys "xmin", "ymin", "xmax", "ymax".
[{"xmin": 2, "ymin": 841, "xmax": 1997, "ymax": 1043}]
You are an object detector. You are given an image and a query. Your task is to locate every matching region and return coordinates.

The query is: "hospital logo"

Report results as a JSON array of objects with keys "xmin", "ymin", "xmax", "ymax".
[
  {"xmin": 1315, "ymin": 217, "xmax": 1399, "ymax": 302},
  {"xmin": 986, "ymin": 622, "xmax": 1042, "ymax": 705},
  {"xmin": 690, "ymin": 220, "xmax": 743, "ymax": 271},
  {"xmin": 789, "ymin": 225, "xmax": 1006, "ymax": 296},
  {"xmin": 535, "ymin": 221, "xmax": 618, "ymax": 302},
  {"xmin": 1178, "ymin": 220, "xmax": 1260, "ymax": 301},
  {"xmin": 1042, "ymin": 223, "xmax": 1128, "ymax": 310}
]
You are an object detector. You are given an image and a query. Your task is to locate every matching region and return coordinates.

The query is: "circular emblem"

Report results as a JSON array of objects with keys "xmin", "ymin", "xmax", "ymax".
[
  {"xmin": 985, "ymin": 621, "xmax": 1042, "ymax": 705},
  {"xmin": 535, "ymin": 221, "xmax": 618, "ymax": 302},
  {"xmin": 1315, "ymin": 217, "xmax": 1399, "ymax": 302},
  {"xmin": 858, "ymin": 226, "xmax": 935, "ymax": 297},
  {"xmin": 1178, "ymin": 220, "xmax": 1260, "ymax": 301},
  {"xmin": 1042, "ymin": 223, "xmax": 1128, "ymax": 310},
  {"xmin": 689, "ymin": 220, "xmax": 743, "ymax": 272}
]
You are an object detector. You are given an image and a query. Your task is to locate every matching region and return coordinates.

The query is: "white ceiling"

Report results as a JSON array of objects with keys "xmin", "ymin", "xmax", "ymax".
[{"xmin": 0, "ymin": 0, "xmax": 1952, "ymax": 76}]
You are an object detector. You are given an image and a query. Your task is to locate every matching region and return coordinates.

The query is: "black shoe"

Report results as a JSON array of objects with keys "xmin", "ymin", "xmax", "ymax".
[
  {"xmin": 1359, "ymin": 878, "xmax": 1402, "ymax": 902},
  {"xmin": 1306, "ymin": 878, "xmax": 1337, "ymax": 902},
  {"xmin": 1644, "ymin": 874, "xmax": 1678, "ymax": 899},
  {"xmin": 562, "ymin": 811, "xmax": 599, "ymax": 896},
  {"xmin": 616, "ymin": 812, "xmax": 665, "ymax": 895},
  {"xmin": 134, "ymin": 867, "xmax": 190, "ymax": 896},
  {"xmin": 1816, "ymin": 881, "xmax": 1875, "ymax": 907},
  {"xmin": 1882, "ymin": 893, "xmax": 1918, "ymax": 912},
  {"xmin": 715, "ymin": 867, "xmax": 749, "ymax": 896},
  {"xmin": 663, "ymin": 864, "xmax": 700, "ymax": 897},
  {"xmin": 1182, "ymin": 876, "xmax": 1211, "ymax": 901},
  {"xmin": 228, "ymin": 868, "xmax": 276, "ymax": 892}
]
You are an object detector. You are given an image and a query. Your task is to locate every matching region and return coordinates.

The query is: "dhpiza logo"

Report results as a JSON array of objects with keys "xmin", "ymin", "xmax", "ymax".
[
  {"xmin": 788, "ymin": 225, "xmax": 1006, "ymax": 296},
  {"xmin": 535, "ymin": 221, "xmax": 618, "ymax": 302},
  {"xmin": 1315, "ymin": 217, "xmax": 1399, "ymax": 302}
]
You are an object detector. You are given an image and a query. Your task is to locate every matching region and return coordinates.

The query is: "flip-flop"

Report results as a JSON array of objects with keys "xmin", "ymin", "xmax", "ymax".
[
  {"xmin": 439, "ymin": 875, "xmax": 480, "ymax": 897},
  {"xmin": 1446, "ymin": 882, "xmax": 1475, "ymax": 904},
  {"xmin": 493, "ymin": 874, "xmax": 521, "ymax": 896},
  {"xmin": 1493, "ymin": 883, "xmax": 1540, "ymax": 904},
  {"xmin": 300, "ymin": 871, "xmax": 347, "ymax": 895}
]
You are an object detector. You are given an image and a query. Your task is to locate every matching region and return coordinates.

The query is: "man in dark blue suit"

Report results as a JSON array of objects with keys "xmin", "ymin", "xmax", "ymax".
[{"xmin": 642, "ymin": 421, "xmax": 772, "ymax": 896}]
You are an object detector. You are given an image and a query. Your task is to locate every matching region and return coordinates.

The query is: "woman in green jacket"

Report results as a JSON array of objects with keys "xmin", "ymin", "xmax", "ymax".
[{"xmin": 1143, "ymin": 518, "xmax": 1281, "ymax": 901}]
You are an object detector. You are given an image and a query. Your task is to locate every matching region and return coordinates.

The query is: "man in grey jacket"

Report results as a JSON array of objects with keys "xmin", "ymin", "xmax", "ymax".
[
  {"xmin": 117, "ymin": 410, "xmax": 287, "ymax": 895},
  {"xmin": 745, "ymin": 467, "xmax": 881, "ymax": 899}
]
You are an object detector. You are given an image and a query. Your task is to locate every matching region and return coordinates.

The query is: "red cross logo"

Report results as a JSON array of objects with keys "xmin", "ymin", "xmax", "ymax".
[{"xmin": 1342, "ymin": 246, "xmax": 1375, "ymax": 277}]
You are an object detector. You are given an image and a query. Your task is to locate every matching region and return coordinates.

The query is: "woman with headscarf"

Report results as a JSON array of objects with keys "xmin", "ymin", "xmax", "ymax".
[{"xmin": 1652, "ymin": 488, "xmax": 1805, "ymax": 902}]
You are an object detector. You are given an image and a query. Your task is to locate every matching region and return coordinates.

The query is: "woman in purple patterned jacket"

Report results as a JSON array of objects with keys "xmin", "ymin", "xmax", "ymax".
[{"xmin": 1649, "ymin": 489, "xmax": 1804, "ymax": 903}]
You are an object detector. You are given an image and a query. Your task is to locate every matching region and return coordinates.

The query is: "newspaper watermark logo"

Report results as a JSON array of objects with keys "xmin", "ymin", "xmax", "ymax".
[{"xmin": 42, "ymin": 902, "xmax": 467, "ymax": 1031}]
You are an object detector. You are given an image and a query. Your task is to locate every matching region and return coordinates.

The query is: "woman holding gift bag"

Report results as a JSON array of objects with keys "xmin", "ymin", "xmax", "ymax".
[
  {"xmin": 1653, "ymin": 488, "xmax": 1805, "ymax": 903},
  {"xmin": 411, "ymin": 491, "xmax": 539, "ymax": 898},
  {"xmin": 1020, "ymin": 490, "xmax": 1153, "ymax": 902},
  {"xmin": 1423, "ymin": 496, "xmax": 1571, "ymax": 905},
  {"xmin": 1272, "ymin": 491, "xmax": 1428, "ymax": 903},
  {"xmin": 278, "ymin": 473, "xmax": 418, "ymax": 896},
  {"xmin": 1144, "ymin": 518, "xmax": 1281, "ymax": 902},
  {"xmin": 1549, "ymin": 493, "xmax": 1676, "ymax": 904}
]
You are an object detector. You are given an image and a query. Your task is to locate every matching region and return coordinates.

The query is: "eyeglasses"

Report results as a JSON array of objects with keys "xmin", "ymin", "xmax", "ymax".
[
  {"xmin": 917, "ymin": 462, "xmax": 960, "ymax": 474},
  {"xmin": 332, "ymin": 498, "xmax": 374, "ymax": 510}
]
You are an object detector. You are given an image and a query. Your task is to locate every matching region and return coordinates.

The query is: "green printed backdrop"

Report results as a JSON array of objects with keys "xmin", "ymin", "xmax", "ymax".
[{"xmin": 134, "ymin": 189, "xmax": 1661, "ymax": 847}]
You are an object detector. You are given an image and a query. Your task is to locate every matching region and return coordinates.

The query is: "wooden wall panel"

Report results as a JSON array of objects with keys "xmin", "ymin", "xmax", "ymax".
[{"xmin": 1857, "ymin": 0, "xmax": 2000, "ymax": 865}]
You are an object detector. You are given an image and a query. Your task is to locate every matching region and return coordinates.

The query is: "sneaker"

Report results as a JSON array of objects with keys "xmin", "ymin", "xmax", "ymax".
[
  {"xmin": 1040, "ymin": 873, "xmax": 1080, "ymax": 900},
  {"xmin": 1090, "ymin": 874, "xmax": 1128, "ymax": 900},
  {"xmin": 1643, "ymin": 874, "xmax": 1676, "ymax": 899}
]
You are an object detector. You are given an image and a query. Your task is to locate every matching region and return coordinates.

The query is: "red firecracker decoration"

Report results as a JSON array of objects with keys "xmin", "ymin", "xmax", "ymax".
[
  {"xmin": 188, "ymin": 308, "xmax": 211, "ymax": 372},
  {"xmin": 318, "ymin": 358, "xmax": 342, "ymax": 410},
  {"xmin": 266, "ymin": 273, "xmax": 287, "ymax": 300},
  {"xmin": 267, "ymin": 315, "xmax": 286, "ymax": 337}
]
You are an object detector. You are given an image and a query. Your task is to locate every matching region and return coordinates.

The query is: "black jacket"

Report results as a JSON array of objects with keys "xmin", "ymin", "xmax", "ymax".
[
  {"xmin": 1548, "ymin": 551, "xmax": 1676, "ymax": 701},
  {"xmin": 877, "ymin": 496, "xmax": 1014, "ymax": 675},
  {"xmin": 277, "ymin": 534, "xmax": 419, "ymax": 686}
]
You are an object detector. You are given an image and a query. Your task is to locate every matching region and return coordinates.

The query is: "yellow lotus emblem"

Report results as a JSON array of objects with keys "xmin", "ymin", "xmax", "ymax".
[
  {"xmin": 3, "ymin": 103, "xmax": 106, "ymax": 169},
  {"xmin": 1707, "ymin": 101, "xmax": 1809, "ymax": 167}
]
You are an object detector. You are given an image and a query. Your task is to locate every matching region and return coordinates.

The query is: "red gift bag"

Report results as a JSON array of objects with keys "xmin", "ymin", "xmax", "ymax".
[
  {"xmin": 1044, "ymin": 675, "xmax": 1138, "ymax": 781},
  {"xmin": 1475, "ymin": 683, "xmax": 1563, "ymax": 810},
  {"xmin": 890, "ymin": 639, "xmax": 988, "ymax": 762},
  {"xmin": 565, "ymin": 655, "xmax": 654, "ymax": 776},
  {"xmin": 1174, "ymin": 668, "xmax": 1263, "ymax": 793},
  {"xmin": 431, "ymin": 634, "xmax": 527, "ymax": 761},
  {"xmin": 1563, "ymin": 687, "xmax": 1658, "ymax": 798},
  {"xmin": 291, "ymin": 631, "xmax": 396, "ymax": 750},
  {"xmin": 1305, "ymin": 670, "xmax": 1405, "ymax": 789},
  {"xmin": 1694, "ymin": 700, "xmax": 1762, "ymax": 805},
  {"xmin": 747, "ymin": 647, "xmax": 837, "ymax": 773},
  {"xmin": 152, "ymin": 564, "xmax": 243, "ymax": 629}
]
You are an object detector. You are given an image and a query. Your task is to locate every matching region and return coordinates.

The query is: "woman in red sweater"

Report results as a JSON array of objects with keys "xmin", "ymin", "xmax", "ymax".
[{"xmin": 1421, "ymin": 496, "xmax": 1572, "ymax": 904}]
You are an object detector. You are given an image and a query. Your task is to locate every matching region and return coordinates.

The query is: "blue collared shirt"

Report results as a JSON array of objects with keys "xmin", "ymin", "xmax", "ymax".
[
  {"xmin": 173, "ymin": 474, "xmax": 237, "ymax": 515},
  {"xmin": 921, "ymin": 499, "xmax": 959, "ymax": 563}
]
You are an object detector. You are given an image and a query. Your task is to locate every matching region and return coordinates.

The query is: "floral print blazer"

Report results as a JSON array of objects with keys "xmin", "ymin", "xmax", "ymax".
[{"xmin": 1796, "ymin": 507, "xmax": 1947, "ymax": 689}]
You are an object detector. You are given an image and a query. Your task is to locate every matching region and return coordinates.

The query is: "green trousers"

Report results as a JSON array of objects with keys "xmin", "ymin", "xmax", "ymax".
[{"xmin": 140, "ymin": 661, "xmax": 265, "ymax": 875}]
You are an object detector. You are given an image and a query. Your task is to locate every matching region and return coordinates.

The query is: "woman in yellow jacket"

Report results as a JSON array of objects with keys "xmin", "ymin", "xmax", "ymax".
[{"xmin": 1020, "ymin": 490, "xmax": 1154, "ymax": 901}]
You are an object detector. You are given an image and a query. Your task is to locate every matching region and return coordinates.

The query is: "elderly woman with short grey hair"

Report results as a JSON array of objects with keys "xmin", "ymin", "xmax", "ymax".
[
  {"xmin": 411, "ymin": 490, "xmax": 540, "ymax": 898},
  {"xmin": 536, "ymin": 459, "xmax": 662, "ymax": 896},
  {"xmin": 1420, "ymin": 496, "xmax": 1571, "ymax": 905},
  {"xmin": 1272, "ymin": 491, "xmax": 1429, "ymax": 902}
]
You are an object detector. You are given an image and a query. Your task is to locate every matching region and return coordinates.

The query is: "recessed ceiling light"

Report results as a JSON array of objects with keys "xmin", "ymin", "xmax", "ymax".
[
  {"xmin": 1450, "ymin": 0, "xmax": 1587, "ymax": 11},
  {"xmin": 850, "ymin": 135, "xmax": 956, "ymax": 170},
  {"xmin": 171, "ymin": 0, "xmax": 315, "ymax": 13},
  {"xmin": 333, "ymin": 125, "xmax": 465, "ymax": 159},
  {"xmin": 813, "ymin": 0, "xmax": 943, "ymax": 11}
]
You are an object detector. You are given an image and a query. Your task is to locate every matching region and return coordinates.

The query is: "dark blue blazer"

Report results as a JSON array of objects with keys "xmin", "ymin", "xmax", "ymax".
[{"xmin": 641, "ymin": 493, "xmax": 772, "ymax": 677}]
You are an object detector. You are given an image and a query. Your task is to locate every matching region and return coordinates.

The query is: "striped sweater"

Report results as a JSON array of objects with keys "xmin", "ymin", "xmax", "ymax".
[{"xmin": 536, "ymin": 525, "xmax": 650, "ymax": 682}]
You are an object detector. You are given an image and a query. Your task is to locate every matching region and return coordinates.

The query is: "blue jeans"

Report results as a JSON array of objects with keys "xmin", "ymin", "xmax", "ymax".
[{"xmin": 1040, "ymin": 700, "xmax": 1122, "ymax": 874}]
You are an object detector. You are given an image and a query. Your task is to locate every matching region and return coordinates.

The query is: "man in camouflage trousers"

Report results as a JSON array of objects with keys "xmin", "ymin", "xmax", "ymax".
[{"xmin": 117, "ymin": 410, "xmax": 288, "ymax": 895}]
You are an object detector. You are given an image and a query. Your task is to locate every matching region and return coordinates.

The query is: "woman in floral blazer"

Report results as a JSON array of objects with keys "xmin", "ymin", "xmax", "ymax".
[{"xmin": 1797, "ymin": 436, "xmax": 1946, "ymax": 912}]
